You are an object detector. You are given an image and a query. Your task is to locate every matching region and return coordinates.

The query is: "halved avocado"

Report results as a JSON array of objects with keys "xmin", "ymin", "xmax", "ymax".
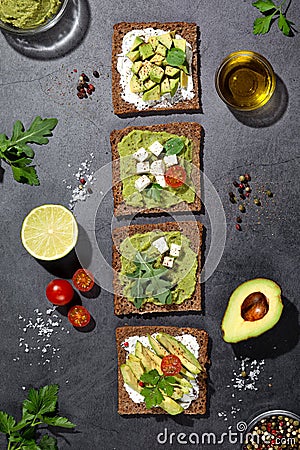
[{"xmin": 221, "ymin": 278, "xmax": 283, "ymax": 343}]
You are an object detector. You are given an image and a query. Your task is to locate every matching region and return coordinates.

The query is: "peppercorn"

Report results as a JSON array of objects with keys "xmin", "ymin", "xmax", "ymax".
[
  {"xmin": 139, "ymin": 381, "xmax": 145, "ymax": 387},
  {"xmin": 239, "ymin": 183, "xmax": 244, "ymax": 189},
  {"xmin": 239, "ymin": 175, "xmax": 245, "ymax": 182},
  {"xmin": 266, "ymin": 189, "xmax": 273, "ymax": 197},
  {"xmin": 245, "ymin": 186, "xmax": 251, "ymax": 192},
  {"xmin": 88, "ymin": 83, "xmax": 95, "ymax": 91},
  {"xmin": 123, "ymin": 342, "xmax": 129, "ymax": 347},
  {"xmin": 93, "ymin": 70, "xmax": 100, "ymax": 78},
  {"xmin": 245, "ymin": 192, "xmax": 250, "ymax": 198},
  {"xmin": 87, "ymin": 88, "xmax": 93, "ymax": 95},
  {"xmin": 236, "ymin": 224, "xmax": 241, "ymax": 231},
  {"xmin": 230, "ymin": 196, "xmax": 237, "ymax": 204},
  {"xmin": 236, "ymin": 216, "xmax": 242, "ymax": 223},
  {"xmin": 233, "ymin": 180, "xmax": 239, "ymax": 187},
  {"xmin": 229, "ymin": 191, "xmax": 235, "ymax": 197},
  {"xmin": 244, "ymin": 173, "xmax": 251, "ymax": 181},
  {"xmin": 239, "ymin": 204, "xmax": 246, "ymax": 213},
  {"xmin": 240, "ymin": 194, "xmax": 246, "ymax": 200},
  {"xmin": 80, "ymin": 177, "xmax": 86, "ymax": 185},
  {"xmin": 241, "ymin": 370, "xmax": 247, "ymax": 377},
  {"xmin": 254, "ymin": 198, "xmax": 261, "ymax": 206}
]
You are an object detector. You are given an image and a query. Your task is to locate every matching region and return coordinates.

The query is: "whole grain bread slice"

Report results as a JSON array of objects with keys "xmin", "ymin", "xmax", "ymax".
[
  {"xmin": 110, "ymin": 122, "xmax": 202, "ymax": 217},
  {"xmin": 112, "ymin": 220, "xmax": 203, "ymax": 316},
  {"xmin": 116, "ymin": 326, "xmax": 209, "ymax": 415},
  {"xmin": 112, "ymin": 22, "xmax": 200, "ymax": 116}
]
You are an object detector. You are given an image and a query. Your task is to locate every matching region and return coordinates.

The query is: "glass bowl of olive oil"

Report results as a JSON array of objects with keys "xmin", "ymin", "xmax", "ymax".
[{"xmin": 215, "ymin": 50, "xmax": 276, "ymax": 111}]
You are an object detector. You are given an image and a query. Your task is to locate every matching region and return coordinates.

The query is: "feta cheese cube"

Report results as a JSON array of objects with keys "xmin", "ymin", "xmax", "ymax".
[
  {"xmin": 136, "ymin": 161, "xmax": 150, "ymax": 174},
  {"xmin": 150, "ymin": 160, "xmax": 165, "ymax": 176},
  {"xmin": 155, "ymin": 175, "xmax": 167, "ymax": 188},
  {"xmin": 152, "ymin": 237, "xmax": 169, "ymax": 254},
  {"xmin": 164, "ymin": 154, "xmax": 178, "ymax": 167},
  {"xmin": 149, "ymin": 141, "xmax": 164, "ymax": 157},
  {"xmin": 133, "ymin": 147, "xmax": 149, "ymax": 162},
  {"xmin": 169, "ymin": 243, "xmax": 181, "ymax": 257},
  {"xmin": 162, "ymin": 256, "xmax": 174, "ymax": 268},
  {"xmin": 135, "ymin": 175, "xmax": 151, "ymax": 192}
]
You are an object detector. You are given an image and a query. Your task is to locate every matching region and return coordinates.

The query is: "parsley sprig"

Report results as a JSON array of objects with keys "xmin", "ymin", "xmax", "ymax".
[
  {"xmin": 126, "ymin": 251, "xmax": 173, "ymax": 309},
  {"xmin": 140, "ymin": 370, "xmax": 176, "ymax": 409},
  {"xmin": 0, "ymin": 385, "xmax": 75, "ymax": 450},
  {"xmin": 252, "ymin": 0, "xmax": 295, "ymax": 36},
  {"xmin": 0, "ymin": 117, "xmax": 58, "ymax": 186}
]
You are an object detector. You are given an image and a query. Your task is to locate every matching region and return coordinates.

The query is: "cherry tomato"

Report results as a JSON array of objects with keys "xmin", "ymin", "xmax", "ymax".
[
  {"xmin": 46, "ymin": 279, "xmax": 74, "ymax": 306},
  {"xmin": 68, "ymin": 305, "xmax": 91, "ymax": 328},
  {"xmin": 72, "ymin": 268, "xmax": 94, "ymax": 292},
  {"xmin": 165, "ymin": 165, "xmax": 187, "ymax": 188},
  {"xmin": 161, "ymin": 354, "xmax": 182, "ymax": 376}
]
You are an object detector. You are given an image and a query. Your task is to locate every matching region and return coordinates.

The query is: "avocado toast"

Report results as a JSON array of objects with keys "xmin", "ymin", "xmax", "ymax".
[
  {"xmin": 111, "ymin": 122, "xmax": 202, "ymax": 217},
  {"xmin": 112, "ymin": 22, "xmax": 200, "ymax": 115},
  {"xmin": 116, "ymin": 326, "xmax": 209, "ymax": 415},
  {"xmin": 112, "ymin": 221, "xmax": 202, "ymax": 316}
]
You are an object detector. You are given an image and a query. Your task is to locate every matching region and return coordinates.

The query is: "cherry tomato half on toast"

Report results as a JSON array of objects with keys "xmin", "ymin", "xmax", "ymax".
[
  {"xmin": 72, "ymin": 268, "xmax": 94, "ymax": 292},
  {"xmin": 68, "ymin": 305, "xmax": 91, "ymax": 328},
  {"xmin": 161, "ymin": 354, "xmax": 182, "ymax": 376},
  {"xmin": 165, "ymin": 165, "xmax": 187, "ymax": 188},
  {"xmin": 46, "ymin": 279, "xmax": 74, "ymax": 306}
]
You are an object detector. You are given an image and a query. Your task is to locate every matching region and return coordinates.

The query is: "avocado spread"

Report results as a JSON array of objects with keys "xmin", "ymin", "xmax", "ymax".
[
  {"xmin": 118, "ymin": 130, "xmax": 195, "ymax": 208},
  {"xmin": 0, "ymin": 0, "xmax": 61, "ymax": 29},
  {"xmin": 119, "ymin": 230, "xmax": 198, "ymax": 308}
]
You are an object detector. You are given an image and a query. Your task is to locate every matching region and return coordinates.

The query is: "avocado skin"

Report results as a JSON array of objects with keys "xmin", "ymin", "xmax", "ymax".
[{"xmin": 221, "ymin": 278, "xmax": 283, "ymax": 343}]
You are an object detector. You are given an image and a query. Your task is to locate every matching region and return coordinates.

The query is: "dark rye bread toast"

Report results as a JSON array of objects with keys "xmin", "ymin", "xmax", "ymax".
[
  {"xmin": 110, "ymin": 122, "xmax": 202, "ymax": 217},
  {"xmin": 116, "ymin": 326, "xmax": 209, "ymax": 415},
  {"xmin": 112, "ymin": 22, "xmax": 200, "ymax": 116},
  {"xmin": 112, "ymin": 221, "xmax": 203, "ymax": 316}
]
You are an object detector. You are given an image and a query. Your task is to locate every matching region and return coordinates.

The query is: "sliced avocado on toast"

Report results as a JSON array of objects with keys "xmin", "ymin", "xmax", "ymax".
[{"xmin": 156, "ymin": 332, "xmax": 203, "ymax": 374}]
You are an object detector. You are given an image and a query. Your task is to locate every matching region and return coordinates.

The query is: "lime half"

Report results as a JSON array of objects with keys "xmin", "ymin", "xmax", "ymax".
[{"xmin": 21, "ymin": 204, "xmax": 78, "ymax": 261}]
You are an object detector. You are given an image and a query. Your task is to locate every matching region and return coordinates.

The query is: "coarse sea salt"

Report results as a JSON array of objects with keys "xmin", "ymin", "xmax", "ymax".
[
  {"xmin": 16, "ymin": 307, "xmax": 70, "ymax": 367},
  {"xmin": 64, "ymin": 153, "xmax": 96, "ymax": 210}
]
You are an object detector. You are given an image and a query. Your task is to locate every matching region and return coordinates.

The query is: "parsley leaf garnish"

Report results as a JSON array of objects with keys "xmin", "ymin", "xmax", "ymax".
[
  {"xmin": 0, "ymin": 117, "xmax": 58, "ymax": 185},
  {"xmin": 252, "ymin": 0, "xmax": 296, "ymax": 36},
  {"xmin": 140, "ymin": 369, "xmax": 176, "ymax": 409},
  {"xmin": 0, "ymin": 384, "xmax": 75, "ymax": 449},
  {"xmin": 125, "ymin": 251, "xmax": 173, "ymax": 309}
]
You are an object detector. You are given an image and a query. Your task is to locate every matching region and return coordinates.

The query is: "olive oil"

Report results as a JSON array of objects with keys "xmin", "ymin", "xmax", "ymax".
[{"xmin": 215, "ymin": 51, "xmax": 276, "ymax": 110}]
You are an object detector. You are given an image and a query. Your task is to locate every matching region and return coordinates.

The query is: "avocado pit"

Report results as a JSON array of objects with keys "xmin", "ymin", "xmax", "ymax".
[{"xmin": 241, "ymin": 292, "xmax": 269, "ymax": 322}]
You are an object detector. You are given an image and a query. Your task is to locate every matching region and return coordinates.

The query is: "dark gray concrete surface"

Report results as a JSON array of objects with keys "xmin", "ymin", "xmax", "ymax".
[{"xmin": 0, "ymin": 0, "xmax": 299, "ymax": 449}]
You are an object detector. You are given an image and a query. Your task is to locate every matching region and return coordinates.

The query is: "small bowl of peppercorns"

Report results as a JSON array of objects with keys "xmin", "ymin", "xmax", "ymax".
[{"xmin": 242, "ymin": 410, "xmax": 300, "ymax": 449}]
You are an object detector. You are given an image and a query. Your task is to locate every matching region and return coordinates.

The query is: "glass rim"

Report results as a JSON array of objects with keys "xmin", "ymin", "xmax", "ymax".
[
  {"xmin": 215, "ymin": 50, "xmax": 276, "ymax": 111},
  {"xmin": 0, "ymin": 0, "xmax": 69, "ymax": 35},
  {"xmin": 246, "ymin": 409, "xmax": 300, "ymax": 431}
]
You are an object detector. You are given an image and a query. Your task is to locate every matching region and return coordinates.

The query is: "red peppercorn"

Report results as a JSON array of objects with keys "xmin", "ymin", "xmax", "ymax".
[
  {"xmin": 245, "ymin": 192, "xmax": 250, "ymax": 197},
  {"xmin": 239, "ymin": 183, "xmax": 244, "ymax": 189},
  {"xmin": 271, "ymin": 439, "xmax": 275, "ymax": 445},
  {"xmin": 279, "ymin": 421, "xmax": 284, "ymax": 427},
  {"xmin": 244, "ymin": 173, "xmax": 251, "ymax": 181},
  {"xmin": 235, "ymin": 224, "xmax": 241, "ymax": 231},
  {"xmin": 80, "ymin": 177, "xmax": 86, "ymax": 185},
  {"xmin": 88, "ymin": 83, "xmax": 95, "ymax": 91},
  {"xmin": 123, "ymin": 342, "xmax": 129, "ymax": 347},
  {"xmin": 138, "ymin": 381, "xmax": 145, "ymax": 387},
  {"xmin": 87, "ymin": 88, "xmax": 93, "ymax": 95},
  {"xmin": 271, "ymin": 430, "xmax": 277, "ymax": 435}
]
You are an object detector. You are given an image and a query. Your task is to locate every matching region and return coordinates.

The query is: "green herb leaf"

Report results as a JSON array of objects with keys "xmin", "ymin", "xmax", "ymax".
[
  {"xmin": 0, "ymin": 117, "xmax": 58, "ymax": 186},
  {"xmin": 0, "ymin": 411, "xmax": 16, "ymax": 434},
  {"xmin": 164, "ymin": 138, "xmax": 185, "ymax": 155},
  {"xmin": 141, "ymin": 386, "xmax": 164, "ymax": 409},
  {"xmin": 133, "ymin": 297, "xmax": 144, "ymax": 309},
  {"xmin": 154, "ymin": 289, "xmax": 172, "ymax": 305},
  {"xmin": 166, "ymin": 48, "xmax": 186, "ymax": 67},
  {"xmin": 41, "ymin": 416, "xmax": 76, "ymax": 429},
  {"xmin": 158, "ymin": 378, "xmax": 175, "ymax": 397},
  {"xmin": 252, "ymin": 0, "xmax": 276, "ymax": 13},
  {"xmin": 39, "ymin": 434, "xmax": 58, "ymax": 450},
  {"xmin": 278, "ymin": 11, "xmax": 292, "ymax": 35},
  {"xmin": 23, "ymin": 385, "xmax": 59, "ymax": 416},
  {"xmin": 11, "ymin": 164, "xmax": 40, "ymax": 186},
  {"xmin": 20, "ymin": 439, "xmax": 40, "ymax": 450},
  {"xmin": 140, "ymin": 369, "xmax": 160, "ymax": 385},
  {"xmin": 253, "ymin": 15, "xmax": 273, "ymax": 34},
  {"xmin": 145, "ymin": 183, "xmax": 163, "ymax": 202}
]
